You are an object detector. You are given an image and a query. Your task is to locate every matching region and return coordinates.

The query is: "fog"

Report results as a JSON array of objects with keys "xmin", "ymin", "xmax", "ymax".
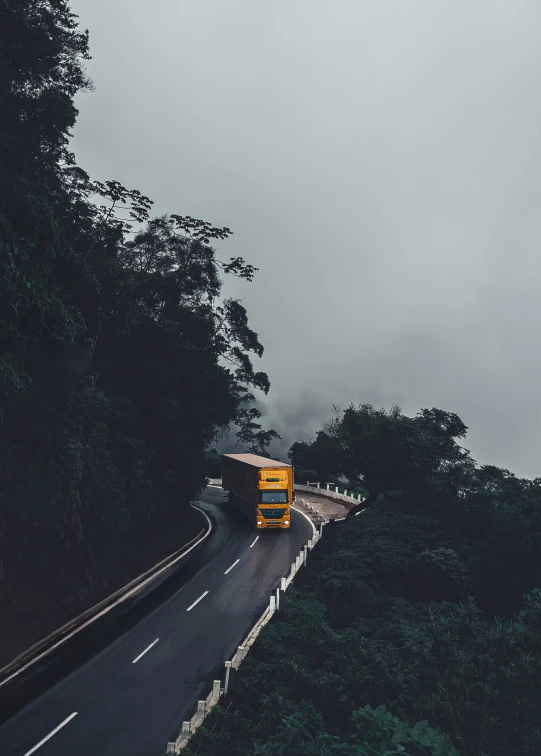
[{"xmin": 69, "ymin": 0, "xmax": 541, "ymax": 477}]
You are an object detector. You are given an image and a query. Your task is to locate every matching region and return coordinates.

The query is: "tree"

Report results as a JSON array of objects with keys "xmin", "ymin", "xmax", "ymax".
[
  {"xmin": 204, "ymin": 448, "xmax": 222, "ymax": 479},
  {"xmin": 236, "ymin": 405, "xmax": 281, "ymax": 456},
  {"xmin": 456, "ymin": 465, "xmax": 541, "ymax": 616},
  {"xmin": 288, "ymin": 404, "xmax": 471, "ymax": 515},
  {"xmin": 289, "ymin": 432, "xmax": 341, "ymax": 484}
]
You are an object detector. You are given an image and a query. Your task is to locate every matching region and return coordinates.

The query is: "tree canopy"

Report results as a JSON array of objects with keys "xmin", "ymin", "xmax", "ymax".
[{"xmin": 289, "ymin": 404, "xmax": 471, "ymax": 513}]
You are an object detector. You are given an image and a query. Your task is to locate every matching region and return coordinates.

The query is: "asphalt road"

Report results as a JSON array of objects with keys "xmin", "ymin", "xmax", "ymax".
[{"xmin": 0, "ymin": 487, "xmax": 313, "ymax": 756}]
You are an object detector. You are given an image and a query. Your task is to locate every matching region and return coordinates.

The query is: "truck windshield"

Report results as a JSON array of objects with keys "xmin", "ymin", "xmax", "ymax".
[{"xmin": 261, "ymin": 490, "xmax": 288, "ymax": 504}]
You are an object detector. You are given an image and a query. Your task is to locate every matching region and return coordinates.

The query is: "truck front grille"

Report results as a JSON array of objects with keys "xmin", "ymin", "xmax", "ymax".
[{"xmin": 261, "ymin": 508, "xmax": 286, "ymax": 519}]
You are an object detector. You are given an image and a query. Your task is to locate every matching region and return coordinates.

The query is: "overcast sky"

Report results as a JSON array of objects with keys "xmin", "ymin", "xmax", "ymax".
[{"xmin": 69, "ymin": 0, "xmax": 541, "ymax": 477}]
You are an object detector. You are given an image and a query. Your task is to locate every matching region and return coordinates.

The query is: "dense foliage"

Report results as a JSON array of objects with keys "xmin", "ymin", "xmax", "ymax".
[
  {"xmin": 290, "ymin": 404, "xmax": 471, "ymax": 512},
  {"xmin": 183, "ymin": 406, "xmax": 541, "ymax": 755},
  {"xmin": 0, "ymin": 0, "xmax": 274, "ymax": 662}
]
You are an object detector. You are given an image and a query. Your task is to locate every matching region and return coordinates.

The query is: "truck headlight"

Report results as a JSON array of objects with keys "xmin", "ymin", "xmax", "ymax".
[
  {"xmin": 257, "ymin": 520, "xmax": 263, "ymax": 527},
  {"xmin": 283, "ymin": 519, "xmax": 289, "ymax": 525}
]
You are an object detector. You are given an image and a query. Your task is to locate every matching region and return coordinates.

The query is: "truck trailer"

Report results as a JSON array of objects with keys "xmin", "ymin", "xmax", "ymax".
[{"xmin": 222, "ymin": 453, "xmax": 294, "ymax": 530}]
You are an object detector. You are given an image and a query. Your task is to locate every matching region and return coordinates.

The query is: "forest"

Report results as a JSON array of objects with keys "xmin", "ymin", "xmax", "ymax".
[
  {"xmin": 182, "ymin": 405, "xmax": 541, "ymax": 756},
  {"xmin": 0, "ymin": 0, "xmax": 275, "ymax": 666},
  {"xmin": 3, "ymin": 5, "xmax": 541, "ymax": 756}
]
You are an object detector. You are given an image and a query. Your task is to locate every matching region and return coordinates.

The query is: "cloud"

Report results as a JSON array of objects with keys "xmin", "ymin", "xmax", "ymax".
[{"xmin": 70, "ymin": 0, "xmax": 541, "ymax": 478}]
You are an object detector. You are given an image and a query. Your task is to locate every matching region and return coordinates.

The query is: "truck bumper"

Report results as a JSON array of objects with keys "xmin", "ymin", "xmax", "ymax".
[{"xmin": 256, "ymin": 520, "xmax": 291, "ymax": 530}]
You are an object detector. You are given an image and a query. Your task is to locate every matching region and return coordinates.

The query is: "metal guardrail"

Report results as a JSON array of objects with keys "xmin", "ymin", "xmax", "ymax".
[
  {"xmin": 296, "ymin": 483, "xmax": 367, "ymax": 507},
  {"xmin": 0, "ymin": 506, "xmax": 212, "ymax": 689},
  {"xmin": 306, "ymin": 481, "xmax": 368, "ymax": 498}
]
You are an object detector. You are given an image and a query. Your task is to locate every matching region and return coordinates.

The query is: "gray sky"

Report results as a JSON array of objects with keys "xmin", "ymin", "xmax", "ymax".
[{"xmin": 69, "ymin": 0, "xmax": 541, "ymax": 478}]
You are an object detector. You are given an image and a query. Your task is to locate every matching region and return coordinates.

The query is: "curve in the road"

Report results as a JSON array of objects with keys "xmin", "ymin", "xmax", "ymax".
[{"xmin": 0, "ymin": 487, "xmax": 313, "ymax": 756}]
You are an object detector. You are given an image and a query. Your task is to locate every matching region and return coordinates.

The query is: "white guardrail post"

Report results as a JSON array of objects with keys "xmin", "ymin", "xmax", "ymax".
[{"xmin": 224, "ymin": 660, "xmax": 232, "ymax": 696}]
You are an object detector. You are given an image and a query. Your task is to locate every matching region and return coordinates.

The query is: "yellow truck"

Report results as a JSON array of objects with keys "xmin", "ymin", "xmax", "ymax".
[{"xmin": 221, "ymin": 453, "xmax": 294, "ymax": 530}]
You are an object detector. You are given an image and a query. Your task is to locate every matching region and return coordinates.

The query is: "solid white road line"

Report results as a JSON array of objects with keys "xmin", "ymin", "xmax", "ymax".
[
  {"xmin": 24, "ymin": 713, "xmax": 78, "ymax": 756},
  {"xmin": 249, "ymin": 536, "xmax": 259, "ymax": 548},
  {"xmin": 291, "ymin": 504, "xmax": 317, "ymax": 540},
  {"xmin": 224, "ymin": 559, "xmax": 240, "ymax": 575},
  {"xmin": 132, "ymin": 638, "xmax": 159, "ymax": 664},
  {"xmin": 186, "ymin": 590, "xmax": 209, "ymax": 611}
]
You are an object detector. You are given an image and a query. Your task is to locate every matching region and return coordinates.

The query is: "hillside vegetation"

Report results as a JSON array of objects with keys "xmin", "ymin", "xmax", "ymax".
[
  {"xmin": 182, "ymin": 405, "xmax": 541, "ymax": 756},
  {"xmin": 0, "ymin": 0, "xmax": 274, "ymax": 666}
]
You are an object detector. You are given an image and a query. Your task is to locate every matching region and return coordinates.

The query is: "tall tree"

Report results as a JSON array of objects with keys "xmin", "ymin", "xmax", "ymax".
[
  {"xmin": 288, "ymin": 430, "xmax": 341, "ymax": 483},
  {"xmin": 235, "ymin": 403, "xmax": 281, "ymax": 456}
]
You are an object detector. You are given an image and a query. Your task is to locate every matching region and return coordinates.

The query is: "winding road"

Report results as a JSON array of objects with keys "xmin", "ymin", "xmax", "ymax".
[{"xmin": 0, "ymin": 486, "xmax": 313, "ymax": 756}]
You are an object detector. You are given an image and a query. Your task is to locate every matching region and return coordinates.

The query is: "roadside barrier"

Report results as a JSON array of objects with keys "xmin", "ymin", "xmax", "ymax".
[
  {"xmin": 166, "ymin": 480, "xmax": 368, "ymax": 751},
  {"xmin": 295, "ymin": 483, "xmax": 367, "ymax": 508},
  {"xmin": 166, "ymin": 505, "xmax": 325, "ymax": 753},
  {"xmin": 0, "ymin": 506, "xmax": 212, "ymax": 689}
]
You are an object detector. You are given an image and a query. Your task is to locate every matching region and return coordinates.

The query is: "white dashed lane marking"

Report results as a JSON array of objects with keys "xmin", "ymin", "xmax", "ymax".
[
  {"xmin": 132, "ymin": 638, "xmax": 159, "ymax": 664},
  {"xmin": 186, "ymin": 591, "xmax": 209, "ymax": 611},
  {"xmin": 24, "ymin": 713, "xmax": 78, "ymax": 755},
  {"xmin": 224, "ymin": 559, "xmax": 240, "ymax": 575}
]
